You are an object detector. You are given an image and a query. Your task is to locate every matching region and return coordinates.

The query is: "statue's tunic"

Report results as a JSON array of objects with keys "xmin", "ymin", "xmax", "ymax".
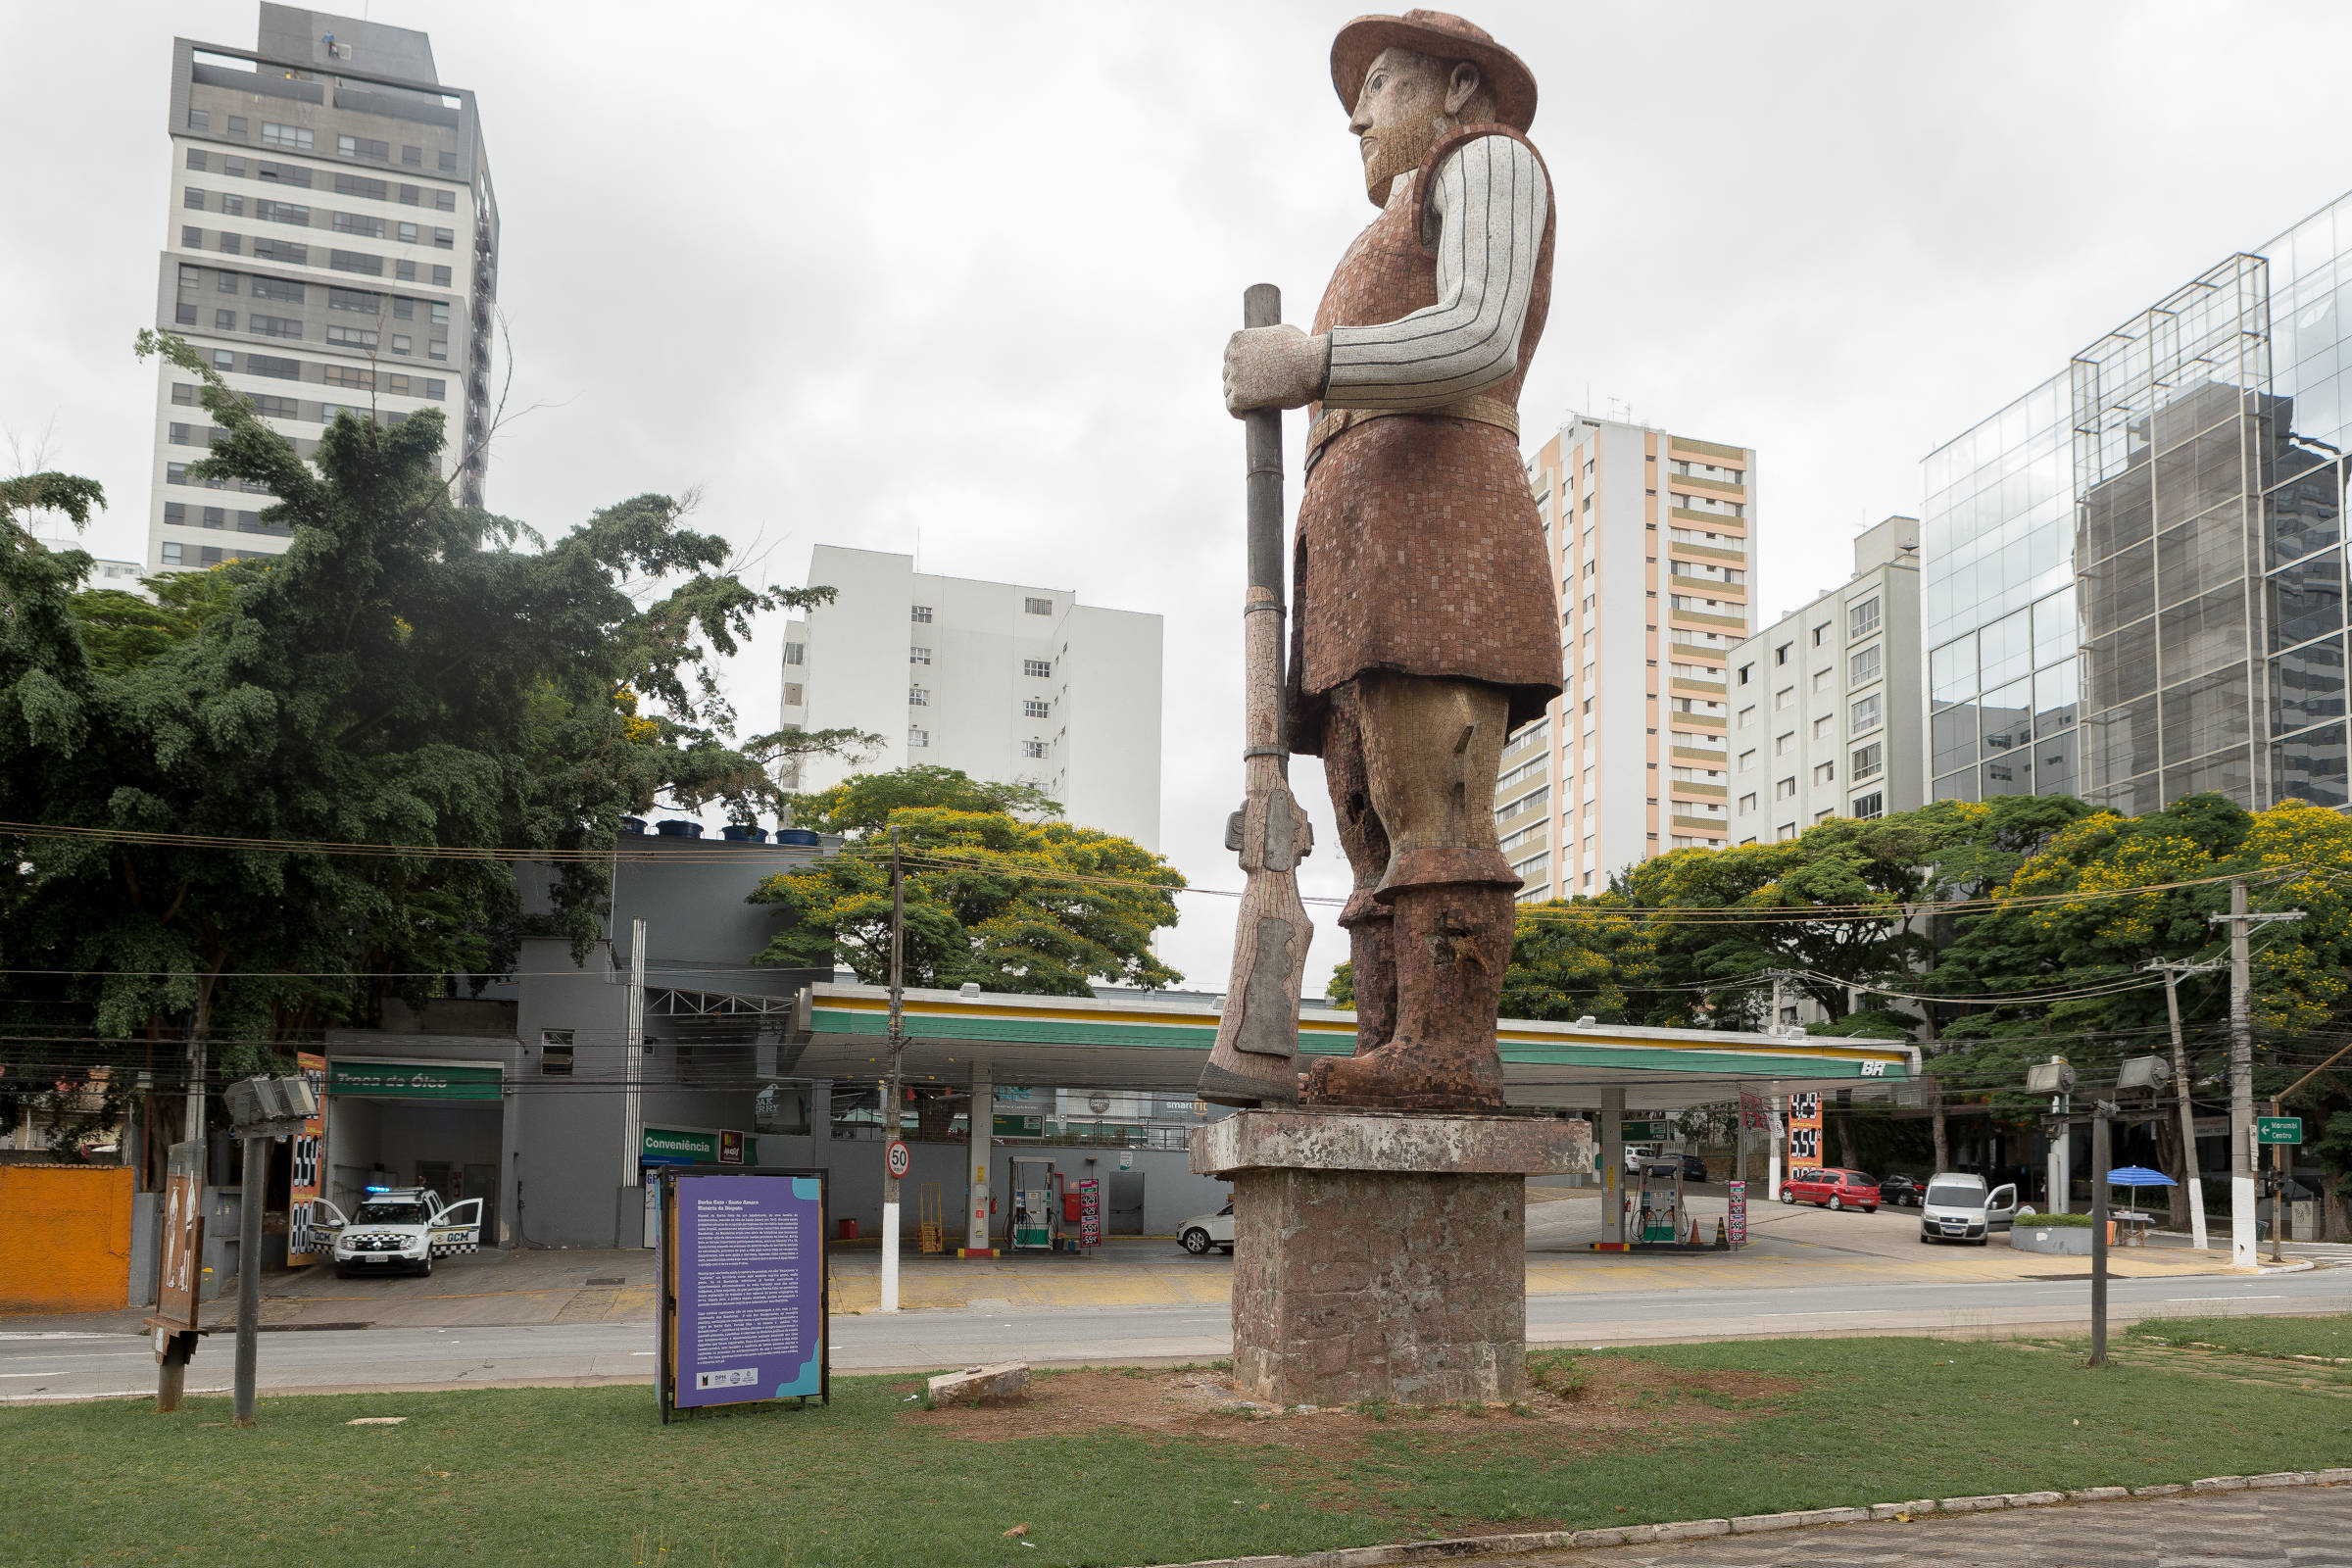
[{"xmin": 1288, "ymin": 123, "xmax": 1563, "ymax": 756}]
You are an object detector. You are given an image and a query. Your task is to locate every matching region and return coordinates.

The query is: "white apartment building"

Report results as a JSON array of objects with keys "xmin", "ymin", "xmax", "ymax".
[
  {"xmin": 780, "ymin": 546, "xmax": 1164, "ymax": 850},
  {"xmin": 1504, "ymin": 416, "xmax": 1758, "ymax": 900},
  {"xmin": 1729, "ymin": 516, "xmax": 1925, "ymax": 844},
  {"xmin": 150, "ymin": 6, "xmax": 497, "ymax": 571}
]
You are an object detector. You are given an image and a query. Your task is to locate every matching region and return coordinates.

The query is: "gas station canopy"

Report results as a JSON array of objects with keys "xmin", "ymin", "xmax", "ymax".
[{"xmin": 780, "ymin": 984, "xmax": 1917, "ymax": 1108}]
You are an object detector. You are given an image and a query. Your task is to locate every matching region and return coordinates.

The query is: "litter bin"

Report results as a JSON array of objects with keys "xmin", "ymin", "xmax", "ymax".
[{"xmin": 838, "ymin": 1218, "xmax": 858, "ymax": 1242}]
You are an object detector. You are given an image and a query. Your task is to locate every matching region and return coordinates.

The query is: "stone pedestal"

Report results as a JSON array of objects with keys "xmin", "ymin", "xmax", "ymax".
[{"xmin": 1190, "ymin": 1108, "xmax": 1591, "ymax": 1406}]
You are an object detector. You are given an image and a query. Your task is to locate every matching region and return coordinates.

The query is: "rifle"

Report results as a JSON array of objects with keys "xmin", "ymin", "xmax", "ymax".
[{"xmin": 1198, "ymin": 283, "xmax": 1315, "ymax": 1107}]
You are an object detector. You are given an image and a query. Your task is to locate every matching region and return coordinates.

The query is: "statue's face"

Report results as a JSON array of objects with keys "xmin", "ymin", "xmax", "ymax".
[{"xmin": 1349, "ymin": 46, "xmax": 1467, "ymax": 208}]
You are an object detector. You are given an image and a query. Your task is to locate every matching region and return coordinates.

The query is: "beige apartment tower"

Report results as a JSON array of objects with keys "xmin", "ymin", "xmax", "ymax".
[{"xmin": 1502, "ymin": 416, "xmax": 1757, "ymax": 901}]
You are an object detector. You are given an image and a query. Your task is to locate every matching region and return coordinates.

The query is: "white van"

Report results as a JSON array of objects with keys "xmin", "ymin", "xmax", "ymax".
[{"xmin": 1918, "ymin": 1172, "xmax": 2019, "ymax": 1246}]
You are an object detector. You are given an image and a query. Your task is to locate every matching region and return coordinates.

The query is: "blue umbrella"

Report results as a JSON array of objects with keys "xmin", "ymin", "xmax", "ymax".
[{"xmin": 2105, "ymin": 1165, "xmax": 2176, "ymax": 1187}]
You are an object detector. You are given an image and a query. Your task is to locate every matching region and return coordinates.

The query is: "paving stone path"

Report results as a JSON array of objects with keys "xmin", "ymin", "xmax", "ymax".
[{"xmin": 1514, "ymin": 1486, "xmax": 2352, "ymax": 1566}]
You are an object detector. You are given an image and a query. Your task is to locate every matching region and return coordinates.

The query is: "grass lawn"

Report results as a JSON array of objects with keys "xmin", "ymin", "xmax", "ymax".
[
  {"xmin": 6, "ymin": 1331, "xmax": 2346, "ymax": 1568},
  {"xmin": 2130, "ymin": 1312, "xmax": 2352, "ymax": 1361}
]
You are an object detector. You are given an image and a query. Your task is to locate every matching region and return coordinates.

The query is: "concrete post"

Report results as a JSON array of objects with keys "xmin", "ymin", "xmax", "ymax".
[
  {"xmin": 232, "ymin": 1133, "xmax": 265, "ymax": 1426},
  {"xmin": 2047, "ymin": 1121, "xmax": 2071, "ymax": 1214},
  {"xmin": 1600, "ymin": 1087, "xmax": 1625, "ymax": 1243},
  {"xmin": 966, "ymin": 1066, "xmax": 994, "ymax": 1253},
  {"xmin": 1767, "ymin": 1085, "xmax": 1783, "ymax": 1201},
  {"xmin": 2227, "ymin": 879, "xmax": 2256, "ymax": 1268}
]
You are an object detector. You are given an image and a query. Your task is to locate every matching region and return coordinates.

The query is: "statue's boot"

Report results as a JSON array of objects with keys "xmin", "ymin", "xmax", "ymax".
[
  {"xmin": 1306, "ymin": 853, "xmax": 1514, "ymax": 1111},
  {"xmin": 1341, "ymin": 889, "xmax": 1396, "ymax": 1055}
]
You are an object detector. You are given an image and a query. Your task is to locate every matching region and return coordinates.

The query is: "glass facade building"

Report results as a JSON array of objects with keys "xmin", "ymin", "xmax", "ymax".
[{"xmin": 1922, "ymin": 191, "xmax": 2352, "ymax": 811}]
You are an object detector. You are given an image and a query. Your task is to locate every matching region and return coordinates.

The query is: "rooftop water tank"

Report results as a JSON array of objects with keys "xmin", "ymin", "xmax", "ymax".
[
  {"xmin": 655, "ymin": 819, "xmax": 704, "ymax": 839},
  {"xmin": 720, "ymin": 825, "xmax": 769, "ymax": 843},
  {"xmin": 774, "ymin": 828, "xmax": 821, "ymax": 847},
  {"xmin": 620, "ymin": 816, "xmax": 647, "ymax": 835}
]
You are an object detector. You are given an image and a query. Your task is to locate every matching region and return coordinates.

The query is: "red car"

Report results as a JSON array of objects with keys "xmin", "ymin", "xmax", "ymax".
[{"xmin": 1781, "ymin": 1167, "xmax": 1881, "ymax": 1212}]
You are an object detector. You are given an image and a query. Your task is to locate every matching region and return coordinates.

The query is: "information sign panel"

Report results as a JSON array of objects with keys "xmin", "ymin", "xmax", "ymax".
[
  {"xmin": 287, "ymin": 1051, "xmax": 327, "ymax": 1264},
  {"xmin": 156, "ymin": 1140, "xmax": 206, "ymax": 1332},
  {"xmin": 1786, "ymin": 1093, "xmax": 1823, "ymax": 1168},
  {"xmin": 1727, "ymin": 1180, "xmax": 1747, "ymax": 1246},
  {"xmin": 2257, "ymin": 1116, "xmax": 2303, "ymax": 1146},
  {"xmin": 1074, "ymin": 1177, "xmax": 1102, "ymax": 1248},
  {"xmin": 659, "ymin": 1168, "xmax": 828, "ymax": 1421}
]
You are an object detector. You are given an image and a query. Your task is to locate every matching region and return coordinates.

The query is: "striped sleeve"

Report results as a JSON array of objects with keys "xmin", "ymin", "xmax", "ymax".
[{"xmin": 1321, "ymin": 133, "xmax": 1548, "ymax": 412}]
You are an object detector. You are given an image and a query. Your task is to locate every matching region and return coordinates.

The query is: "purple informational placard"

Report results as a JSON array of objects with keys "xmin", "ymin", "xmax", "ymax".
[{"xmin": 664, "ymin": 1171, "xmax": 827, "ymax": 1414}]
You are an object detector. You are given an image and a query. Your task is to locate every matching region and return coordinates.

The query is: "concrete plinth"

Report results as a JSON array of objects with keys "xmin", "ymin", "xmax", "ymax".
[{"xmin": 1191, "ymin": 1107, "xmax": 1590, "ymax": 1407}]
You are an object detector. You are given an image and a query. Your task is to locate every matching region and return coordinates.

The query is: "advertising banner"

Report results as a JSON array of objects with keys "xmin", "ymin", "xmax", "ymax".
[
  {"xmin": 156, "ymin": 1139, "xmax": 206, "ymax": 1330},
  {"xmin": 287, "ymin": 1051, "xmax": 327, "ymax": 1264},
  {"xmin": 1740, "ymin": 1091, "xmax": 1766, "ymax": 1131},
  {"xmin": 660, "ymin": 1169, "xmax": 828, "ymax": 1420},
  {"xmin": 643, "ymin": 1127, "xmax": 760, "ymax": 1167},
  {"xmin": 326, "ymin": 1060, "xmax": 501, "ymax": 1100},
  {"xmin": 1786, "ymin": 1092, "xmax": 1823, "ymax": 1170},
  {"xmin": 1727, "ymin": 1179, "xmax": 1747, "ymax": 1246}
]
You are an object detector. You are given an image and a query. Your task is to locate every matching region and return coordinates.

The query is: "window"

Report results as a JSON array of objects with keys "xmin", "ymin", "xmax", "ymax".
[
  {"xmin": 907, "ymin": 728, "xmax": 929, "ymax": 749},
  {"xmin": 1023, "ymin": 659, "xmax": 1053, "ymax": 678},
  {"xmin": 333, "ymin": 213, "xmax": 386, "ymax": 238},
  {"xmin": 1849, "ymin": 597, "xmax": 1881, "ymax": 638},
  {"xmin": 783, "ymin": 643, "xmax": 805, "ymax": 666},
  {"xmin": 1812, "ymin": 714, "xmax": 1834, "ymax": 740},
  {"xmin": 1777, "ymin": 823, "xmax": 1796, "ymax": 841},
  {"xmin": 187, "ymin": 149, "xmax": 210, "ymax": 172},
  {"xmin": 1774, "ymin": 732, "xmax": 1793, "ymax": 757},
  {"xmin": 432, "ymin": 227, "xmax": 455, "ymax": 249},
  {"xmin": 422, "ymin": 377, "xmax": 445, "ymax": 399},
  {"xmin": 1024, "ymin": 596, "xmax": 1053, "ymax": 615},
  {"xmin": 1736, "ymin": 705, "xmax": 1755, "ymax": 726},
  {"xmin": 251, "ymin": 276, "xmax": 304, "ymax": 303},
  {"xmin": 398, "ymin": 184, "xmax": 419, "ymax": 206},
  {"xmin": 334, "ymin": 172, "xmax": 388, "ymax": 200},
  {"xmin": 1738, "ymin": 748, "xmax": 1756, "ymax": 769},
  {"xmin": 1849, "ymin": 643, "xmax": 1882, "ymax": 684},
  {"xmin": 252, "ymin": 238, "xmax": 306, "ymax": 265},
  {"xmin": 429, "ymin": 265, "xmax": 452, "ymax": 286},
  {"xmin": 226, "ymin": 117, "xmax": 246, "ymax": 136},
  {"xmin": 164, "ymin": 502, "xmax": 187, "ymax": 526},
  {"xmin": 337, "ymin": 133, "xmax": 391, "ymax": 161},
  {"xmin": 908, "ymin": 646, "xmax": 931, "ymax": 664},
  {"xmin": 428, "ymin": 303, "xmax": 451, "ymax": 326},
  {"xmin": 174, "ymin": 302, "xmax": 198, "ymax": 325},
  {"xmin": 1774, "ymin": 687, "xmax": 1793, "ymax": 710},
  {"xmin": 438, "ymin": 151, "xmax": 459, "ymax": 172},
  {"xmin": 212, "ymin": 350, "xmax": 236, "ymax": 370},
  {"xmin": 910, "ymin": 605, "xmax": 933, "ymax": 623},
  {"xmin": 188, "ymin": 109, "xmax": 211, "ymax": 131},
  {"xmin": 1811, "ymin": 624, "xmax": 1828, "ymax": 647},
  {"xmin": 783, "ymin": 683, "xmax": 804, "ymax": 707},
  {"xmin": 325, "ymin": 286, "xmax": 375, "ymax": 313},
  {"xmin": 330, "ymin": 250, "xmax": 383, "ymax": 275},
  {"xmin": 257, "ymin": 161, "xmax": 312, "ymax": 187},
  {"xmin": 326, "ymin": 324, "xmax": 377, "ymax": 347},
  {"xmin": 1738, "ymin": 793, "xmax": 1757, "ymax": 812},
  {"xmin": 1775, "ymin": 643, "xmax": 1789, "ymax": 665},
  {"xmin": 397, "ymin": 221, "xmax": 418, "ymax": 244},
  {"xmin": 172, "ymin": 382, "xmax": 198, "ymax": 406},
  {"xmin": 434, "ymin": 188, "xmax": 457, "ymax": 213},
  {"xmin": 540, "ymin": 1030, "xmax": 574, "ymax": 1077},
  {"xmin": 1812, "ymin": 668, "xmax": 1833, "ymax": 693},
  {"xmin": 201, "ymin": 506, "xmax": 224, "ymax": 529},
  {"xmin": 245, "ymin": 353, "xmax": 299, "ymax": 379},
  {"xmin": 1815, "ymin": 808, "xmax": 1836, "ymax": 823},
  {"xmin": 1851, "ymin": 742, "xmax": 1883, "ymax": 781},
  {"xmin": 403, "ymin": 145, "xmax": 422, "ymax": 167},
  {"xmin": 218, "ymin": 271, "xmax": 239, "ymax": 293},
  {"xmin": 218, "ymin": 193, "xmax": 244, "ymax": 218},
  {"xmin": 1776, "ymin": 778, "xmax": 1796, "ymax": 800},
  {"xmin": 1813, "ymin": 761, "xmax": 1836, "ymax": 785},
  {"xmin": 395, "ymin": 260, "xmax": 416, "ymax": 281},
  {"xmin": 1849, "ymin": 692, "xmax": 1882, "ymax": 732},
  {"xmin": 251, "ymin": 393, "xmax": 298, "ymax": 419},
  {"xmin": 254, "ymin": 199, "xmax": 310, "ymax": 226},
  {"xmin": 323, "ymin": 365, "xmax": 373, "ymax": 389},
  {"xmin": 1737, "ymin": 662, "xmax": 1752, "ymax": 685},
  {"xmin": 180, "ymin": 225, "xmax": 204, "ymax": 247},
  {"xmin": 1023, "ymin": 699, "xmax": 1051, "ymax": 717},
  {"xmin": 248, "ymin": 314, "xmax": 302, "ymax": 339},
  {"xmin": 183, "ymin": 186, "xmax": 206, "ymax": 211},
  {"xmin": 907, "ymin": 686, "xmax": 929, "ymax": 707},
  {"xmin": 261, "ymin": 122, "xmax": 313, "ymax": 150},
  {"xmin": 1023, "ymin": 739, "xmax": 1049, "ymax": 759},
  {"xmin": 1851, "ymin": 791, "xmax": 1885, "ymax": 820},
  {"xmin": 214, "ymin": 308, "xmax": 236, "ymax": 330}
]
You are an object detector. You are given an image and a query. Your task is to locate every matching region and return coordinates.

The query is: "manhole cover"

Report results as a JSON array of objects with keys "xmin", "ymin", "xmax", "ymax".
[{"xmin": 583, "ymin": 1277, "xmax": 625, "ymax": 1287}]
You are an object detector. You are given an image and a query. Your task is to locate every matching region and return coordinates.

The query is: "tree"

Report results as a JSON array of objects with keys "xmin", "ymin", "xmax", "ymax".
[
  {"xmin": 792, "ymin": 765, "xmax": 1062, "ymax": 836},
  {"xmin": 750, "ymin": 806, "xmax": 1183, "ymax": 995},
  {"xmin": 0, "ymin": 332, "xmax": 871, "ymax": 1152}
]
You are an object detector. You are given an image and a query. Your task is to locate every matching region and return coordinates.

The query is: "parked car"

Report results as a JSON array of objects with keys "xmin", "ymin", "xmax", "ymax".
[
  {"xmin": 313, "ymin": 1187, "xmax": 483, "ymax": 1277},
  {"xmin": 1780, "ymin": 1167, "xmax": 1881, "ymax": 1212},
  {"xmin": 1918, "ymin": 1173, "xmax": 2018, "ymax": 1246},
  {"xmin": 1879, "ymin": 1173, "xmax": 1926, "ymax": 1208},
  {"xmin": 1678, "ymin": 1153, "xmax": 1709, "ymax": 1183},
  {"xmin": 1179, "ymin": 1200, "xmax": 1235, "ymax": 1255}
]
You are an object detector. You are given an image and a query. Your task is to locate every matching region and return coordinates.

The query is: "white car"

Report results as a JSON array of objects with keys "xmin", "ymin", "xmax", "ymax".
[
  {"xmin": 1917, "ymin": 1172, "xmax": 2019, "ymax": 1247},
  {"xmin": 313, "ymin": 1187, "xmax": 483, "ymax": 1277},
  {"xmin": 1178, "ymin": 1200, "xmax": 1235, "ymax": 1255}
]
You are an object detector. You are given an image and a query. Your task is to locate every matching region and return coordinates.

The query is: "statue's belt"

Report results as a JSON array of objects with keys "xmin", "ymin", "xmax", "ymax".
[{"xmin": 1304, "ymin": 396, "xmax": 1521, "ymax": 470}]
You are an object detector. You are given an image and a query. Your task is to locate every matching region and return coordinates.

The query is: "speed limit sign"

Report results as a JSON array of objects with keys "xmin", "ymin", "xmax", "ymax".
[{"xmin": 886, "ymin": 1139, "xmax": 911, "ymax": 1180}]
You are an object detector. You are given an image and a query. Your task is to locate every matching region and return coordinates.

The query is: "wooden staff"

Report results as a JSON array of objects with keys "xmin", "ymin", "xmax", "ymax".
[{"xmin": 1198, "ymin": 283, "xmax": 1315, "ymax": 1107}]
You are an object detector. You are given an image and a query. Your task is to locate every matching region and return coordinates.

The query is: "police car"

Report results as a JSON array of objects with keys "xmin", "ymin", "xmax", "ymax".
[{"xmin": 312, "ymin": 1187, "xmax": 483, "ymax": 1277}]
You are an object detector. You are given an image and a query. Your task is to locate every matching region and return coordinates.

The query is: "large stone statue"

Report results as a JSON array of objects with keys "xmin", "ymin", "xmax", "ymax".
[{"xmin": 1222, "ymin": 9, "xmax": 1560, "ymax": 1112}]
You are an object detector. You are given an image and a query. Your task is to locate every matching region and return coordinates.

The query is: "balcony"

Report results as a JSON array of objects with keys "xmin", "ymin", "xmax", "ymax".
[
  {"xmin": 1671, "ymin": 608, "xmax": 1748, "ymax": 632},
  {"xmin": 1669, "ymin": 678, "xmax": 1727, "ymax": 700},
  {"xmin": 1671, "ymin": 781, "xmax": 1729, "ymax": 800},
  {"xmin": 1670, "ymin": 711, "xmax": 1728, "ymax": 730},
  {"xmin": 1669, "ymin": 507, "xmax": 1746, "ymax": 532},
  {"xmin": 1668, "ymin": 572, "xmax": 1747, "ymax": 600},
  {"xmin": 1670, "ymin": 745, "xmax": 1726, "ymax": 765},
  {"xmin": 1670, "ymin": 815, "xmax": 1729, "ymax": 835},
  {"xmin": 1670, "ymin": 540, "xmax": 1747, "ymax": 564},
  {"xmin": 1670, "ymin": 472, "xmax": 1747, "ymax": 499}
]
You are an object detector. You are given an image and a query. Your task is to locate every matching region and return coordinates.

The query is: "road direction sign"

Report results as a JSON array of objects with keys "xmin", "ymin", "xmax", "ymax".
[
  {"xmin": 886, "ymin": 1139, "xmax": 911, "ymax": 1179},
  {"xmin": 2257, "ymin": 1116, "xmax": 2302, "ymax": 1146}
]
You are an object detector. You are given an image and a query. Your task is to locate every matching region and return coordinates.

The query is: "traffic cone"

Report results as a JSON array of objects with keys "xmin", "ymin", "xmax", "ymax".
[
  {"xmin": 1688, "ymin": 1216, "xmax": 1703, "ymax": 1246},
  {"xmin": 1715, "ymin": 1216, "xmax": 1729, "ymax": 1250}
]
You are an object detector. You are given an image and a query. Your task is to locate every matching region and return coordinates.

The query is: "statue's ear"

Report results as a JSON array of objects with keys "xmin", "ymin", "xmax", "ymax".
[{"xmin": 1444, "ymin": 62, "xmax": 1483, "ymax": 119}]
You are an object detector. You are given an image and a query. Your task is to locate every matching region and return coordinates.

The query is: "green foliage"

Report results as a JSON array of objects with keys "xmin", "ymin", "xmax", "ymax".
[
  {"xmin": 750, "ymin": 807, "xmax": 1182, "ymax": 995},
  {"xmin": 0, "ymin": 331, "xmax": 867, "ymax": 1143},
  {"xmin": 793, "ymin": 765, "xmax": 1063, "ymax": 836}
]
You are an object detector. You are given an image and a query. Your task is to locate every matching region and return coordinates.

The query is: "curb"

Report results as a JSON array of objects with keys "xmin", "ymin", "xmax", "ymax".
[{"xmin": 1141, "ymin": 1469, "xmax": 2352, "ymax": 1568}]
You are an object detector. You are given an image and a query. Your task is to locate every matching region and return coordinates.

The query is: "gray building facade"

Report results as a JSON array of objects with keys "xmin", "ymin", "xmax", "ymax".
[
  {"xmin": 1923, "ymin": 192, "xmax": 2352, "ymax": 813},
  {"xmin": 152, "ymin": 5, "xmax": 498, "ymax": 572}
]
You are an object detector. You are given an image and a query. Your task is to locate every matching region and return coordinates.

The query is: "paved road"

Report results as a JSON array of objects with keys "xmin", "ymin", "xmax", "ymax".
[
  {"xmin": 1515, "ymin": 1487, "xmax": 2352, "ymax": 1566},
  {"xmin": 4, "ymin": 1262, "xmax": 2341, "ymax": 1401}
]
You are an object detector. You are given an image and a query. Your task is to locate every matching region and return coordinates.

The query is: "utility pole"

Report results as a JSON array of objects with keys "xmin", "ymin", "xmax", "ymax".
[
  {"xmin": 2208, "ymin": 881, "xmax": 2302, "ymax": 1268},
  {"xmin": 880, "ymin": 827, "xmax": 907, "ymax": 1314},
  {"xmin": 2144, "ymin": 956, "xmax": 2224, "ymax": 1250},
  {"xmin": 2089, "ymin": 1099, "xmax": 2113, "ymax": 1367},
  {"xmin": 2270, "ymin": 1093, "xmax": 2288, "ymax": 1264},
  {"xmin": 622, "ymin": 917, "xmax": 647, "ymax": 1202}
]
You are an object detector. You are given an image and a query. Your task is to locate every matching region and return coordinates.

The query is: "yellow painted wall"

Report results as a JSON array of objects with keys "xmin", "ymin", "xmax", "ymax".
[{"xmin": 0, "ymin": 1164, "xmax": 133, "ymax": 1314}]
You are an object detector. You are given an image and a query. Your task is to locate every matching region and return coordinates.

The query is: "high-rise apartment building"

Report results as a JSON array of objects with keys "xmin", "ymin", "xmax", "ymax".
[
  {"xmin": 1923, "ymin": 190, "xmax": 2352, "ymax": 814},
  {"xmin": 1506, "ymin": 416, "xmax": 1758, "ymax": 900},
  {"xmin": 780, "ymin": 546, "xmax": 1164, "ymax": 850},
  {"xmin": 1729, "ymin": 515, "xmax": 1924, "ymax": 845},
  {"xmin": 150, "ymin": 6, "xmax": 498, "ymax": 572}
]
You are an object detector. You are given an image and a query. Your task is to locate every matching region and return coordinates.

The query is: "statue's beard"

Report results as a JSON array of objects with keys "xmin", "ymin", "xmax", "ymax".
[{"xmin": 1361, "ymin": 114, "xmax": 1452, "ymax": 204}]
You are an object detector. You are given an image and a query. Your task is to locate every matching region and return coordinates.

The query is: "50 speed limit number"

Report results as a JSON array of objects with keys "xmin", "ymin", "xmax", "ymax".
[{"xmin": 886, "ymin": 1139, "xmax": 911, "ymax": 1180}]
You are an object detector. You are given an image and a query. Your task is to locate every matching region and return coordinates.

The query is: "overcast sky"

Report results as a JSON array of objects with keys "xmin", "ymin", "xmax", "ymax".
[{"xmin": 12, "ymin": 2, "xmax": 2352, "ymax": 997}]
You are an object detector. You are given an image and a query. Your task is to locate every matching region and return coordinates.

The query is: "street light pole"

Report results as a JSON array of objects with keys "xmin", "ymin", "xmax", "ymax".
[
  {"xmin": 2208, "ymin": 880, "xmax": 2302, "ymax": 1268},
  {"xmin": 2144, "ymin": 957, "xmax": 2223, "ymax": 1251},
  {"xmin": 880, "ymin": 826, "xmax": 907, "ymax": 1313},
  {"xmin": 2089, "ymin": 1102, "xmax": 2112, "ymax": 1367}
]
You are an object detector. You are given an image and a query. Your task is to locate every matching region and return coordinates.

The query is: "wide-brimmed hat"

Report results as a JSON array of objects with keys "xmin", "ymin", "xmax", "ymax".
[{"xmin": 1330, "ymin": 10, "xmax": 1538, "ymax": 132}]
